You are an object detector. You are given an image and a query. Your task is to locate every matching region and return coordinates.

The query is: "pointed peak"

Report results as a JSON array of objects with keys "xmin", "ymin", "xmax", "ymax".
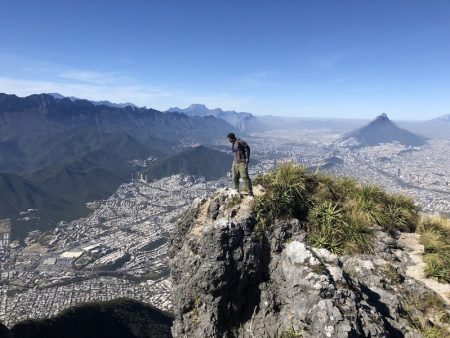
[
  {"xmin": 375, "ymin": 113, "xmax": 389, "ymax": 120},
  {"xmin": 435, "ymin": 114, "xmax": 450, "ymax": 121},
  {"xmin": 188, "ymin": 104, "xmax": 208, "ymax": 109},
  {"xmin": 48, "ymin": 93, "xmax": 65, "ymax": 100}
]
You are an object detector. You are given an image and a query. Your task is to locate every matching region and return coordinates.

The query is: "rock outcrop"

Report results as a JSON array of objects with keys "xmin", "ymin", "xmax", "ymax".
[{"xmin": 169, "ymin": 188, "xmax": 450, "ymax": 338}]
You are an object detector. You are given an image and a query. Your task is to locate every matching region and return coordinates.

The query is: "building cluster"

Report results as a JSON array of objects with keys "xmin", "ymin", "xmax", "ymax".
[
  {"xmin": 329, "ymin": 139, "xmax": 450, "ymax": 214},
  {"xmin": 0, "ymin": 174, "xmax": 225, "ymax": 327},
  {"xmin": 0, "ymin": 219, "xmax": 11, "ymax": 249},
  {"xmin": 248, "ymin": 131, "xmax": 450, "ymax": 215},
  {"xmin": 0, "ymin": 277, "xmax": 172, "ymax": 326}
]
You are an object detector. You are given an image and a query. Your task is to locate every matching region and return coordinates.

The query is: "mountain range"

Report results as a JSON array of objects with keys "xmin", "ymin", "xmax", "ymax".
[
  {"xmin": 46, "ymin": 95, "xmax": 450, "ymax": 139},
  {"xmin": 48, "ymin": 93, "xmax": 138, "ymax": 109},
  {"xmin": 0, "ymin": 93, "xmax": 237, "ymax": 239},
  {"xmin": 0, "ymin": 93, "xmax": 232, "ymax": 145},
  {"xmin": 412, "ymin": 114, "xmax": 450, "ymax": 138},
  {"xmin": 167, "ymin": 104, "xmax": 258, "ymax": 131},
  {"xmin": 336, "ymin": 113, "xmax": 428, "ymax": 147}
]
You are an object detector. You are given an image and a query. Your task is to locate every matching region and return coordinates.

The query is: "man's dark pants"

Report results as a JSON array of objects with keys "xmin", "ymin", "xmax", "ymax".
[{"xmin": 232, "ymin": 161, "xmax": 253, "ymax": 193}]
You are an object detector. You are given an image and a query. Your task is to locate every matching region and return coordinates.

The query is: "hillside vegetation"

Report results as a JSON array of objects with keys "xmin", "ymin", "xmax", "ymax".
[
  {"xmin": 253, "ymin": 164, "xmax": 450, "ymax": 285},
  {"xmin": 418, "ymin": 215, "xmax": 450, "ymax": 283},
  {"xmin": 249, "ymin": 163, "xmax": 450, "ymax": 336},
  {"xmin": 253, "ymin": 163, "xmax": 419, "ymax": 254}
]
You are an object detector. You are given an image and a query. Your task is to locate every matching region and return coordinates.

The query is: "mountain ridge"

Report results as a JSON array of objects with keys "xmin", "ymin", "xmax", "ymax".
[
  {"xmin": 0, "ymin": 93, "xmax": 235, "ymax": 144},
  {"xmin": 167, "ymin": 104, "xmax": 257, "ymax": 131},
  {"xmin": 48, "ymin": 92, "xmax": 138, "ymax": 109}
]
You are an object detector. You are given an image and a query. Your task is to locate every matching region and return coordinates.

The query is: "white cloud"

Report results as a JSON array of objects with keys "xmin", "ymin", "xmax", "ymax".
[
  {"xmin": 0, "ymin": 76, "xmax": 172, "ymax": 106},
  {"xmin": 59, "ymin": 70, "xmax": 119, "ymax": 85},
  {"xmin": 0, "ymin": 54, "xmax": 266, "ymax": 113},
  {"xmin": 0, "ymin": 75, "xmax": 261, "ymax": 113}
]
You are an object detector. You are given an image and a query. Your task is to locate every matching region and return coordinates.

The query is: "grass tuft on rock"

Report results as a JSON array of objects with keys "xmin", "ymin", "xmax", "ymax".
[
  {"xmin": 253, "ymin": 163, "xmax": 420, "ymax": 255},
  {"xmin": 419, "ymin": 215, "xmax": 450, "ymax": 283},
  {"xmin": 400, "ymin": 292, "xmax": 450, "ymax": 336}
]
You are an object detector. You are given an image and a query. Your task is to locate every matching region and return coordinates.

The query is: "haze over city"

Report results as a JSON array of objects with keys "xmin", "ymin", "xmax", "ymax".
[{"xmin": 1, "ymin": 1, "xmax": 450, "ymax": 119}]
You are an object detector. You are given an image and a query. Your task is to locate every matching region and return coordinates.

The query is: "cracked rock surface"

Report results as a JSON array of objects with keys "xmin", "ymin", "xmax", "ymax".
[{"xmin": 169, "ymin": 188, "xmax": 448, "ymax": 338}]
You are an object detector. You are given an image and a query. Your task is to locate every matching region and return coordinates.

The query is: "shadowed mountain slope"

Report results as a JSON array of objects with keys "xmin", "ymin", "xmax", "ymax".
[
  {"xmin": 19, "ymin": 127, "xmax": 162, "ymax": 175},
  {"xmin": 0, "ymin": 140, "xmax": 24, "ymax": 173},
  {"xmin": 146, "ymin": 145, "xmax": 232, "ymax": 181},
  {"xmin": 0, "ymin": 173, "xmax": 85, "ymax": 217},
  {"xmin": 28, "ymin": 154, "xmax": 126, "ymax": 206},
  {"xmin": 0, "ymin": 173, "xmax": 88, "ymax": 238},
  {"xmin": 2, "ymin": 298, "xmax": 173, "ymax": 338}
]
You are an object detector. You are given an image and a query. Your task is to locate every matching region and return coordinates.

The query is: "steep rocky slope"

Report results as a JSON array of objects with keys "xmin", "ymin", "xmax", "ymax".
[{"xmin": 169, "ymin": 188, "xmax": 450, "ymax": 337}]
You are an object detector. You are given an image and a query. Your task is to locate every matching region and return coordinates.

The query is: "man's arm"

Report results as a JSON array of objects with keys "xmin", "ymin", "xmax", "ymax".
[
  {"xmin": 245, "ymin": 144, "xmax": 250, "ymax": 163},
  {"xmin": 238, "ymin": 139, "xmax": 251, "ymax": 162}
]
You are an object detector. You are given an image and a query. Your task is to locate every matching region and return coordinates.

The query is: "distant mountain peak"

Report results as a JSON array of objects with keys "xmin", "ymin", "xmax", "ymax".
[
  {"xmin": 376, "ymin": 113, "xmax": 388, "ymax": 120},
  {"xmin": 336, "ymin": 114, "xmax": 427, "ymax": 147},
  {"xmin": 434, "ymin": 114, "xmax": 450, "ymax": 121},
  {"xmin": 188, "ymin": 103, "xmax": 209, "ymax": 109},
  {"xmin": 371, "ymin": 113, "xmax": 400, "ymax": 128},
  {"xmin": 47, "ymin": 92, "xmax": 65, "ymax": 100},
  {"xmin": 166, "ymin": 104, "xmax": 256, "ymax": 131}
]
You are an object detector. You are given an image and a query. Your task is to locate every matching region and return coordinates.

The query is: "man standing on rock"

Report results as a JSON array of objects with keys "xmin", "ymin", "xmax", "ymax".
[{"xmin": 227, "ymin": 133, "xmax": 253, "ymax": 196}]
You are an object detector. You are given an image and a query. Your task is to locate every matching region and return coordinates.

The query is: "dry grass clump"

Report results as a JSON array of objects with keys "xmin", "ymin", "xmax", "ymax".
[
  {"xmin": 381, "ymin": 263, "xmax": 404, "ymax": 285},
  {"xmin": 252, "ymin": 163, "xmax": 419, "ymax": 255},
  {"xmin": 280, "ymin": 326, "xmax": 303, "ymax": 338},
  {"xmin": 418, "ymin": 215, "xmax": 450, "ymax": 283},
  {"xmin": 225, "ymin": 195, "xmax": 242, "ymax": 209},
  {"xmin": 401, "ymin": 292, "xmax": 450, "ymax": 337}
]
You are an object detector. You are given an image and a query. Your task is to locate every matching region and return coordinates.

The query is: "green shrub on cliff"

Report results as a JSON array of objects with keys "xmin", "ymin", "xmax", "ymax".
[
  {"xmin": 253, "ymin": 163, "xmax": 420, "ymax": 255},
  {"xmin": 253, "ymin": 163, "xmax": 317, "ymax": 222}
]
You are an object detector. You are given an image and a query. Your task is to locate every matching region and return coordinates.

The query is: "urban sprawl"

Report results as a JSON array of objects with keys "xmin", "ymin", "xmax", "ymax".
[{"xmin": 1, "ymin": 130, "xmax": 450, "ymax": 326}]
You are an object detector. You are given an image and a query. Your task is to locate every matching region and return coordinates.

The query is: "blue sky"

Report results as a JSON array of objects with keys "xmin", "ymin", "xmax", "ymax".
[{"xmin": 1, "ymin": 0, "xmax": 450, "ymax": 119}]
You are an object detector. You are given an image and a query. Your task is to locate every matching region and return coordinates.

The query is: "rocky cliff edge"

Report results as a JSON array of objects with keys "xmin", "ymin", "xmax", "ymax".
[{"xmin": 169, "ymin": 188, "xmax": 450, "ymax": 338}]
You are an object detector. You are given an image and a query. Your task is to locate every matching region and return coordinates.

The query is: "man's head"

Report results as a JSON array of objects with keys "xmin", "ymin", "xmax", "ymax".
[{"xmin": 227, "ymin": 132, "xmax": 236, "ymax": 143}]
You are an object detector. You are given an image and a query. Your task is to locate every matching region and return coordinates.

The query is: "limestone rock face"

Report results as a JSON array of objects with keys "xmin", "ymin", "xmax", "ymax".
[{"xmin": 169, "ymin": 188, "xmax": 441, "ymax": 338}]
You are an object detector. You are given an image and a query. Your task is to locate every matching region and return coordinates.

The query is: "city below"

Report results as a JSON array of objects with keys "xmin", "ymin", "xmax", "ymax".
[{"xmin": 1, "ymin": 129, "xmax": 450, "ymax": 326}]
